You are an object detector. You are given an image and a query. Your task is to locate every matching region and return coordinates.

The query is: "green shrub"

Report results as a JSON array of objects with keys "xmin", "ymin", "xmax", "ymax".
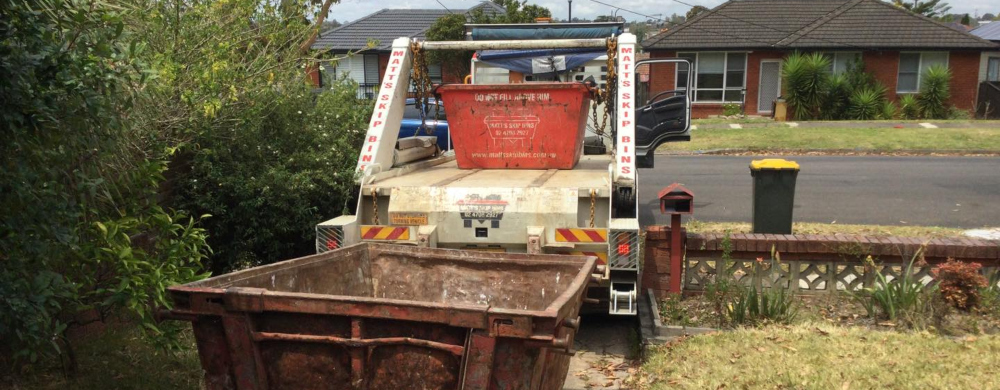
[
  {"xmin": 916, "ymin": 65, "xmax": 951, "ymax": 119},
  {"xmin": 932, "ymin": 260, "xmax": 988, "ymax": 311},
  {"xmin": 948, "ymin": 106, "xmax": 972, "ymax": 120},
  {"xmin": 847, "ymin": 87, "xmax": 884, "ymax": 120},
  {"xmin": 659, "ymin": 293, "xmax": 694, "ymax": 326},
  {"xmin": 899, "ymin": 94, "xmax": 920, "ymax": 119},
  {"xmin": 722, "ymin": 103, "xmax": 742, "ymax": 117},
  {"xmin": 782, "ymin": 52, "xmax": 831, "ymax": 120}
]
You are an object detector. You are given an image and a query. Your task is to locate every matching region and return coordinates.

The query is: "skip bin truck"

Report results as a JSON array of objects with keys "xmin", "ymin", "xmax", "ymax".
[{"xmin": 315, "ymin": 31, "xmax": 690, "ymax": 315}]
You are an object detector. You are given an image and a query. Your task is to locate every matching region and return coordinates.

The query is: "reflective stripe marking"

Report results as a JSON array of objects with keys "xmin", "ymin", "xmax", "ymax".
[
  {"xmin": 561, "ymin": 251, "xmax": 608, "ymax": 265},
  {"xmin": 361, "ymin": 226, "xmax": 410, "ymax": 240},
  {"xmin": 555, "ymin": 228, "xmax": 608, "ymax": 243}
]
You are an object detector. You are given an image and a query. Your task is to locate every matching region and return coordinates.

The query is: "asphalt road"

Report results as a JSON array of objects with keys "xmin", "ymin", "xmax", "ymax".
[{"xmin": 639, "ymin": 155, "xmax": 1000, "ymax": 229}]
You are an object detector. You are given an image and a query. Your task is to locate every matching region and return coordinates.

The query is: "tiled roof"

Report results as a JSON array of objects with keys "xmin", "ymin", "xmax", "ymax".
[
  {"xmin": 972, "ymin": 22, "xmax": 1000, "ymax": 42},
  {"xmin": 642, "ymin": 0, "xmax": 998, "ymax": 51},
  {"xmin": 313, "ymin": 1, "xmax": 507, "ymax": 52}
]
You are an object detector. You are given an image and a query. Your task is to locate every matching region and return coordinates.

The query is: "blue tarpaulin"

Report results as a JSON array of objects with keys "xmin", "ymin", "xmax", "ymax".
[
  {"xmin": 471, "ymin": 26, "xmax": 622, "ymax": 41},
  {"xmin": 477, "ymin": 48, "xmax": 604, "ymax": 75}
]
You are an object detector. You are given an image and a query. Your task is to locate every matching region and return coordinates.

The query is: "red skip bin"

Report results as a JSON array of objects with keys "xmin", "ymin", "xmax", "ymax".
[{"xmin": 437, "ymin": 83, "xmax": 593, "ymax": 170}]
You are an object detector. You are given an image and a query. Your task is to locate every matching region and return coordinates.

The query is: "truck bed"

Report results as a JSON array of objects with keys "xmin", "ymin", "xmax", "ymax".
[{"xmin": 372, "ymin": 154, "xmax": 612, "ymax": 195}]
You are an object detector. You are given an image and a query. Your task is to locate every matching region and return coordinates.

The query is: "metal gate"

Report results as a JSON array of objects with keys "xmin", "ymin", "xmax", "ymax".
[{"xmin": 758, "ymin": 60, "xmax": 781, "ymax": 114}]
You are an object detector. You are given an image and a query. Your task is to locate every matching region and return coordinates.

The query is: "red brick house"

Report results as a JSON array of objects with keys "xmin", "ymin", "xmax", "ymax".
[{"xmin": 641, "ymin": 0, "xmax": 1000, "ymax": 118}]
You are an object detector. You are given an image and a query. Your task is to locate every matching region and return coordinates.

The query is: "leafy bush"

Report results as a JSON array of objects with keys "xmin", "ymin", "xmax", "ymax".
[
  {"xmin": 916, "ymin": 65, "xmax": 952, "ymax": 119},
  {"xmin": 899, "ymin": 94, "xmax": 920, "ymax": 119},
  {"xmin": 782, "ymin": 52, "xmax": 831, "ymax": 120},
  {"xmin": 704, "ymin": 232, "xmax": 740, "ymax": 328},
  {"xmin": 847, "ymin": 88, "xmax": 884, "ymax": 120},
  {"xmin": 1, "ymin": 0, "xmax": 211, "ymax": 367},
  {"xmin": 853, "ymin": 253, "xmax": 934, "ymax": 321},
  {"xmin": 728, "ymin": 285, "xmax": 798, "ymax": 326},
  {"xmin": 932, "ymin": 260, "xmax": 988, "ymax": 311},
  {"xmin": 722, "ymin": 103, "xmax": 742, "ymax": 117},
  {"xmin": 659, "ymin": 294, "xmax": 694, "ymax": 326},
  {"xmin": 947, "ymin": 106, "xmax": 972, "ymax": 120}
]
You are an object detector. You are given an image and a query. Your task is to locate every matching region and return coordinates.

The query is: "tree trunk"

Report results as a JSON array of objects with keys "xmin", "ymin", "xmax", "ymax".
[{"xmin": 300, "ymin": 0, "xmax": 339, "ymax": 55}]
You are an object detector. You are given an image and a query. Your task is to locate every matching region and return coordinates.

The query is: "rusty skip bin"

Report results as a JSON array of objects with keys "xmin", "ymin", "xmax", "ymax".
[{"xmin": 163, "ymin": 243, "xmax": 597, "ymax": 390}]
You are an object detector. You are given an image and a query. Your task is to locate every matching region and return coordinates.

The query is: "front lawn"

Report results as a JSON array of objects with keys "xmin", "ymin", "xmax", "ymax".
[
  {"xmin": 663, "ymin": 126, "xmax": 1000, "ymax": 152},
  {"xmin": 641, "ymin": 323, "xmax": 1000, "ymax": 389}
]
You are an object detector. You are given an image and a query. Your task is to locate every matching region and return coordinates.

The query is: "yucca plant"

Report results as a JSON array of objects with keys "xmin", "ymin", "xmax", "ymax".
[
  {"xmin": 899, "ymin": 94, "xmax": 920, "ymax": 119},
  {"xmin": 916, "ymin": 65, "xmax": 951, "ymax": 119},
  {"xmin": 822, "ymin": 73, "xmax": 851, "ymax": 120},
  {"xmin": 847, "ymin": 87, "xmax": 882, "ymax": 120},
  {"xmin": 878, "ymin": 100, "xmax": 897, "ymax": 120},
  {"xmin": 782, "ymin": 52, "xmax": 831, "ymax": 120}
]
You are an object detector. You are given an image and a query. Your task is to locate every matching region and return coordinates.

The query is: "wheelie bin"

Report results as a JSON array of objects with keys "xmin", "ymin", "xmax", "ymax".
[{"xmin": 750, "ymin": 158, "xmax": 800, "ymax": 234}]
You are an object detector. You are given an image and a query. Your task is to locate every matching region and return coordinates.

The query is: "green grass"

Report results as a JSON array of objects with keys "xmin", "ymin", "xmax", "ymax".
[
  {"xmin": 684, "ymin": 220, "xmax": 968, "ymax": 239},
  {"xmin": 642, "ymin": 323, "xmax": 1000, "ymax": 389},
  {"xmin": 663, "ymin": 126, "xmax": 1000, "ymax": 152},
  {"xmin": 4, "ymin": 326, "xmax": 202, "ymax": 390}
]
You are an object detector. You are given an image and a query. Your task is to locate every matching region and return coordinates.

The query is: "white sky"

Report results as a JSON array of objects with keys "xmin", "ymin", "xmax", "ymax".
[{"xmin": 327, "ymin": 0, "xmax": 997, "ymax": 24}]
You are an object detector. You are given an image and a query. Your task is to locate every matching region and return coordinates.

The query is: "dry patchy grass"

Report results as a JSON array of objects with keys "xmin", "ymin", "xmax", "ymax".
[
  {"xmin": 684, "ymin": 220, "xmax": 967, "ymax": 239},
  {"xmin": 642, "ymin": 323, "xmax": 1000, "ymax": 389}
]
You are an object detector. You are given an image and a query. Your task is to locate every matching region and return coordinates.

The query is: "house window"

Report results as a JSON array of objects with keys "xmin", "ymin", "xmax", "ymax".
[
  {"xmin": 897, "ymin": 52, "xmax": 948, "ymax": 93},
  {"xmin": 823, "ymin": 52, "xmax": 861, "ymax": 74},
  {"xmin": 988, "ymin": 58, "xmax": 1000, "ymax": 82},
  {"xmin": 676, "ymin": 52, "xmax": 747, "ymax": 103}
]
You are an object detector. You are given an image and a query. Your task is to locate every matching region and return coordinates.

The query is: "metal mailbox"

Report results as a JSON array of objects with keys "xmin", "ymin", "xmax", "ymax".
[
  {"xmin": 436, "ymin": 83, "xmax": 592, "ymax": 170},
  {"xmin": 163, "ymin": 243, "xmax": 597, "ymax": 390}
]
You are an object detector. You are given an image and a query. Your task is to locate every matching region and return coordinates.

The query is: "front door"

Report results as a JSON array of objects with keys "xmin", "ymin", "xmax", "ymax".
[{"xmin": 758, "ymin": 60, "xmax": 781, "ymax": 114}]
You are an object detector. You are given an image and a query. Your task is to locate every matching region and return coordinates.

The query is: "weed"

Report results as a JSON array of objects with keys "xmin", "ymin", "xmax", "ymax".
[
  {"xmin": 728, "ymin": 284, "xmax": 799, "ymax": 326},
  {"xmin": 853, "ymin": 250, "xmax": 936, "ymax": 325},
  {"xmin": 659, "ymin": 293, "xmax": 693, "ymax": 326}
]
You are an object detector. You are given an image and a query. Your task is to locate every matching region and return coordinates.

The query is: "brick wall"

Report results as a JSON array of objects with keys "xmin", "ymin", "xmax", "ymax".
[
  {"xmin": 643, "ymin": 228, "xmax": 1000, "ymax": 298},
  {"xmin": 949, "ymin": 51, "xmax": 981, "ymax": 112},
  {"xmin": 862, "ymin": 51, "xmax": 900, "ymax": 103}
]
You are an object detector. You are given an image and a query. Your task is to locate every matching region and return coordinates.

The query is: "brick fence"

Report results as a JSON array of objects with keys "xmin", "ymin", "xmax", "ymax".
[{"xmin": 643, "ymin": 226, "xmax": 1000, "ymax": 297}]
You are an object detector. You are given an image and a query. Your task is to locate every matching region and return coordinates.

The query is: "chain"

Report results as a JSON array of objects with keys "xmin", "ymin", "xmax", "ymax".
[
  {"xmin": 409, "ymin": 42, "xmax": 435, "ymax": 136},
  {"xmin": 589, "ymin": 189, "xmax": 596, "ymax": 228},
  {"xmin": 601, "ymin": 37, "xmax": 617, "ymax": 144},
  {"xmin": 370, "ymin": 187, "xmax": 379, "ymax": 225}
]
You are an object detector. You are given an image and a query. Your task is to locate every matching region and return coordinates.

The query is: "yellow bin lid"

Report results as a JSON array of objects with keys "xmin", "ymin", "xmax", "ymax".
[{"xmin": 750, "ymin": 159, "xmax": 800, "ymax": 171}]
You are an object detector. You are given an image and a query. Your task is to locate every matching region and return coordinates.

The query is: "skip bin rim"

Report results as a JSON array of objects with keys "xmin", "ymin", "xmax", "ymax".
[
  {"xmin": 436, "ymin": 82, "xmax": 594, "ymax": 93},
  {"xmin": 168, "ymin": 243, "xmax": 596, "ymax": 332}
]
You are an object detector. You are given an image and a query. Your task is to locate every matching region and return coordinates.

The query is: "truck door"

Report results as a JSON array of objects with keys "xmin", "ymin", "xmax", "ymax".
[{"xmin": 633, "ymin": 58, "xmax": 692, "ymax": 168}]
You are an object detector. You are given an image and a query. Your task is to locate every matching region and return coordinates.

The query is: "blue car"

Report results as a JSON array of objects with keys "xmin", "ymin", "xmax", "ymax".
[{"xmin": 400, "ymin": 98, "xmax": 449, "ymax": 151}]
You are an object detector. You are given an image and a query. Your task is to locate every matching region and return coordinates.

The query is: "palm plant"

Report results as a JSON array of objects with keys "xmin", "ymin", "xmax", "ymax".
[
  {"xmin": 916, "ymin": 65, "xmax": 951, "ymax": 119},
  {"xmin": 782, "ymin": 52, "xmax": 831, "ymax": 120},
  {"xmin": 822, "ymin": 74, "xmax": 851, "ymax": 120},
  {"xmin": 899, "ymin": 94, "xmax": 920, "ymax": 119},
  {"xmin": 847, "ymin": 87, "xmax": 883, "ymax": 120},
  {"xmin": 878, "ymin": 100, "xmax": 897, "ymax": 120}
]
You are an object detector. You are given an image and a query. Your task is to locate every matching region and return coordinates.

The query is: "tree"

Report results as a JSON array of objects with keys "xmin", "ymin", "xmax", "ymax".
[
  {"xmin": 980, "ymin": 13, "xmax": 995, "ymax": 21},
  {"xmin": 960, "ymin": 14, "xmax": 971, "ymax": 25},
  {"xmin": 427, "ymin": 0, "xmax": 553, "ymax": 78},
  {"xmin": 594, "ymin": 15, "xmax": 618, "ymax": 22},
  {"xmin": 686, "ymin": 5, "xmax": 709, "ymax": 20},
  {"xmin": 891, "ymin": 0, "xmax": 951, "ymax": 18}
]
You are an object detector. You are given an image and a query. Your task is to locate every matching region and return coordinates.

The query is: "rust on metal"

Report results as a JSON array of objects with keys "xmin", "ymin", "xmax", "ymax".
[{"xmin": 165, "ymin": 243, "xmax": 596, "ymax": 389}]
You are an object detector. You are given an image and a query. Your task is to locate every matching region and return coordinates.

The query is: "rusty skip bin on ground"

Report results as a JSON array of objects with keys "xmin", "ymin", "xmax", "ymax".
[{"xmin": 163, "ymin": 243, "xmax": 597, "ymax": 390}]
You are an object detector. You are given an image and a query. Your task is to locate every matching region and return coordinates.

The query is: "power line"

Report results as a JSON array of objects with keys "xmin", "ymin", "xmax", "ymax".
[{"xmin": 434, "ymin": 0, "xmax": 454, "ymax": 13}]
